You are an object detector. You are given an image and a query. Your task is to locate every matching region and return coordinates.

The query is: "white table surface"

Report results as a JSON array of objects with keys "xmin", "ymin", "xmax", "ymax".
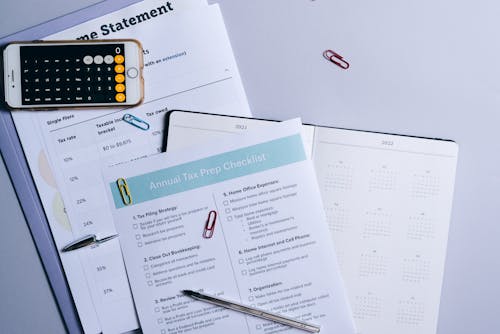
[{"xmin": 1, "ymin": 0, "xmax": 499, "ymax": 333}]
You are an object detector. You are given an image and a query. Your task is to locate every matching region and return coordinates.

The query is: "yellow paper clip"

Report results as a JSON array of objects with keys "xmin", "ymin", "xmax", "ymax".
[{"xmin": 117, "ymin": 177, "xmax": 132, "ymax": 205}]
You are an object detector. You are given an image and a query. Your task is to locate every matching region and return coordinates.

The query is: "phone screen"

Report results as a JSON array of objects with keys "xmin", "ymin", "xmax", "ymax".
[{"xmin": 20, "ymin": 43, "xmax": 127, "ymax": 105}]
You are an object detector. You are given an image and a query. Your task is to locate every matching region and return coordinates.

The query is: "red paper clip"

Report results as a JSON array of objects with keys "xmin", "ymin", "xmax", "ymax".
[
  {"xmin": 323, "ymin": 50, "xmax": 349, "ymax": 69},
  {"xmin": 203, "ymin": 210, "xmax": 217, "ymax": 239}
]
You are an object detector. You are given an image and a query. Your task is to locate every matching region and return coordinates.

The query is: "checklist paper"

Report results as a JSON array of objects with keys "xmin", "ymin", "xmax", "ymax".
[{"xmin": 103, "ymin": 120, "xmax": 356, "ymax": 334}]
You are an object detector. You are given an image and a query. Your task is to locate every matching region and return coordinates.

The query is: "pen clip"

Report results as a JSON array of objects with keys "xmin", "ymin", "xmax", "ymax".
[
  {"xmin": 323, "ymin": 50, "xmax": 349, "ymax": 69},
  {"xmin": 123, "ymin": 113, "xmax": 150, "ymax": 130},
  {"xmin": 117, "ymin": 177, "xmax": 133, "ymax": 206},
  {"xmin": 95, "ymin": 234, "xmax": 119, "ymax": 245},
  {"xmin": 203, "ymin": 210, "xmax": 217, "ymax": 239}
]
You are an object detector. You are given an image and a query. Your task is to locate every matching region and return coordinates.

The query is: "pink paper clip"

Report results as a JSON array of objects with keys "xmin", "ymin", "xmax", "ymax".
[
  {"xmin": 323, "ymin": 50, "xmax": 349, "ymax": 69},
  {"xmin": 203, "ymin": 210, "xmax": 217, "ymax": 239}
]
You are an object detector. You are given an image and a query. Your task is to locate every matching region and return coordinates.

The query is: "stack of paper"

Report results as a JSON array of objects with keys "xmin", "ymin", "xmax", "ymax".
[
  {"xmin": 9, "ymin": 0, "xmax": 458, "ymax": 333},
  {"xmin": 163, "ymin": 111, "xmax": 459, "ymax": 334},
  {"xmin": 11, "ymin": 0, "xmax": 252, "ymax": 332},
  {"xmin": 104, "ymin": 119, "xmax": 356, "ymax": 333}
]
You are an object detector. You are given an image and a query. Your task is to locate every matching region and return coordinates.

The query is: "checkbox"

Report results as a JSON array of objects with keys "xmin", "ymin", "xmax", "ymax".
[
  {"xmin": 223, "ymin": 200, "xmax": 229, "ymax": 206},
  {"xmin": 135, "ymin": 234, "xmax": 141, "ymax": 240},
  {"xmin": 161, "ymin": 330, "xmax": 166, "ymax": 334},
  {"xmin": 147, "ymin": 281, "xmax": 153, "ymax": 286},
  {"xmin": 143, "ymin": 265, "xmax": 149, "ymax": 271},
  {"xmin": 155, "ymin": 307, "xmax": 160, "ymax": 313},
  {"xmin": 249, "ymin": 296, "xmax": 254, "ymax": 301},
  {"xmin": 145, "ymin": 273, "xmax": 151, "ymax": 279},
  {"xmin": 227, "ymin": 216, "xmax": 233, "ymax": 222},
  {"xmin": 157, "ymin": 318, "xmax": 163, "ymax": 324},
  {"xmin": 256, "ymin": 324, "xmax": 262, "ymax": 330},
  {"xmin": 137, "ymin": 242, "xmax": 143, "ymax": 247},
  {"xmin": 241, "ymin": 270, "xmax": 247, "ymax": 275},
  {"xmin": 133, "ymin": 224, "xmax": 138, "ymax": 229},
  {"xmin": 239, "ymin": 259, "xmax": 244, "ymax": 264},
  {"xmin": 225, "ymin": 208, "xmax": 231, "ymax": 214}
]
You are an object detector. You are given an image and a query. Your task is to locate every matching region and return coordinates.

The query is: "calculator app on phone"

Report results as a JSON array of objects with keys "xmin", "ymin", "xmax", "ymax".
[{"xmin": 20, "ymin": 43, "xmax": 128, "ymax": 105}]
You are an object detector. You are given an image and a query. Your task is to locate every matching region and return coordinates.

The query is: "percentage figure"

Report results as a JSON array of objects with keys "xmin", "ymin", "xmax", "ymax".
[{"xmin": 76, "ymin": 198, "xmax": 87, "ymax": 205}]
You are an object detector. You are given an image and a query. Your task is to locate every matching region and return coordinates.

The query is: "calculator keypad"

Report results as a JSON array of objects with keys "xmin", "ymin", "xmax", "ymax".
[{"xmin": 20, "ymin": 44, "xmax": 127, "ymax": 105}]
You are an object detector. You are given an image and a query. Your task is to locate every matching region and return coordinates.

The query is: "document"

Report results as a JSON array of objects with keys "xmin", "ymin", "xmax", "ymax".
[
  {"xmin": 312, "ymin": 129, "xmax": 457, "ymax": 334},
  {"xmin": 103, "ymin": 120, "xmax": 355, "ymax": 334},
  {"xmin": 163, "ymin": 111, "xmax": 459, "ymax": 334},
  {"xmin": 10, "ymin": 1, "xmax": 251, "ymax": 332}
]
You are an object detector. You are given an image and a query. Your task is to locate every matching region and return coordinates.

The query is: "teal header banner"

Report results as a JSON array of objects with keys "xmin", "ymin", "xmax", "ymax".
[{"xmin": 110, "ymin": 134, "xmax": 306, "ymax": 208}]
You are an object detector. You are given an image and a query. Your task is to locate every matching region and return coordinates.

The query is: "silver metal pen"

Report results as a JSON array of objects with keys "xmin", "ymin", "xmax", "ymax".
[
  {"xmin": 182, "ymin": 290, "xmax": 320, "ymax": 333},
  {"xmin": 61, "ymin": 234, "xmax": 118, "ymax": 252}
]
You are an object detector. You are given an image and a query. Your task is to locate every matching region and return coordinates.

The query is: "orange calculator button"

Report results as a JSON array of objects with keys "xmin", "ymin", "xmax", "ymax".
[
  {"xmin": 114, "ymin": 64, "xmax": 125, "ymax": 73},
  {"xmin": 115, "ymin": 83, "xmax": 125, "ymax": 92},
  {"xmin": 115, "ymin": 74, "xmax": 125, "ymax": 83},
  {"xmin": 115, "ymin": 93, "xmax": 126, "ymax": 102},
  {"xmin": 114, "ymin": 55, "xmax": 124, "ymax": 64}
]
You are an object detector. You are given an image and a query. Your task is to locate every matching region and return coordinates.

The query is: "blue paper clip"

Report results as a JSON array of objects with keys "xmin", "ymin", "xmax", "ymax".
[{"xmin": 123, "ymin": 113, "xmax": 150, "ymax": 130}]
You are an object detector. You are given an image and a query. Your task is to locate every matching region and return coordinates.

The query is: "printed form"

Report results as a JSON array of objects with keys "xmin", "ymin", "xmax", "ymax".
[
  {"xmin": 103, "ymin": 120, "xmax": 355, "ymax": 334},
  {"xmin": 10, "ymin": 0, "xmax": 251, "ymax": 332}
]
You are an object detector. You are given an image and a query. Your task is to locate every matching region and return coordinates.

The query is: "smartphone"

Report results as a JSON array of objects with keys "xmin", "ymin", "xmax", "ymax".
[{"xmin": 3, "ymin": 39, "xmax": 144, "ymax": 109}]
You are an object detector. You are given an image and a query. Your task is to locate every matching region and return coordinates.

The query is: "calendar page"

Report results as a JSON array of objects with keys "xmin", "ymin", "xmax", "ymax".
[{"xmin": 313, "ymin": 128, "xmax": 458, "ymax": 334}]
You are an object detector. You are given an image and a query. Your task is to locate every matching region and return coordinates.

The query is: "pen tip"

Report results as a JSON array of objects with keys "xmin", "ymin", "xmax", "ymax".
[{"xmin": 182, "ymin": 290, "xmax": 193, "ymax": 295}]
